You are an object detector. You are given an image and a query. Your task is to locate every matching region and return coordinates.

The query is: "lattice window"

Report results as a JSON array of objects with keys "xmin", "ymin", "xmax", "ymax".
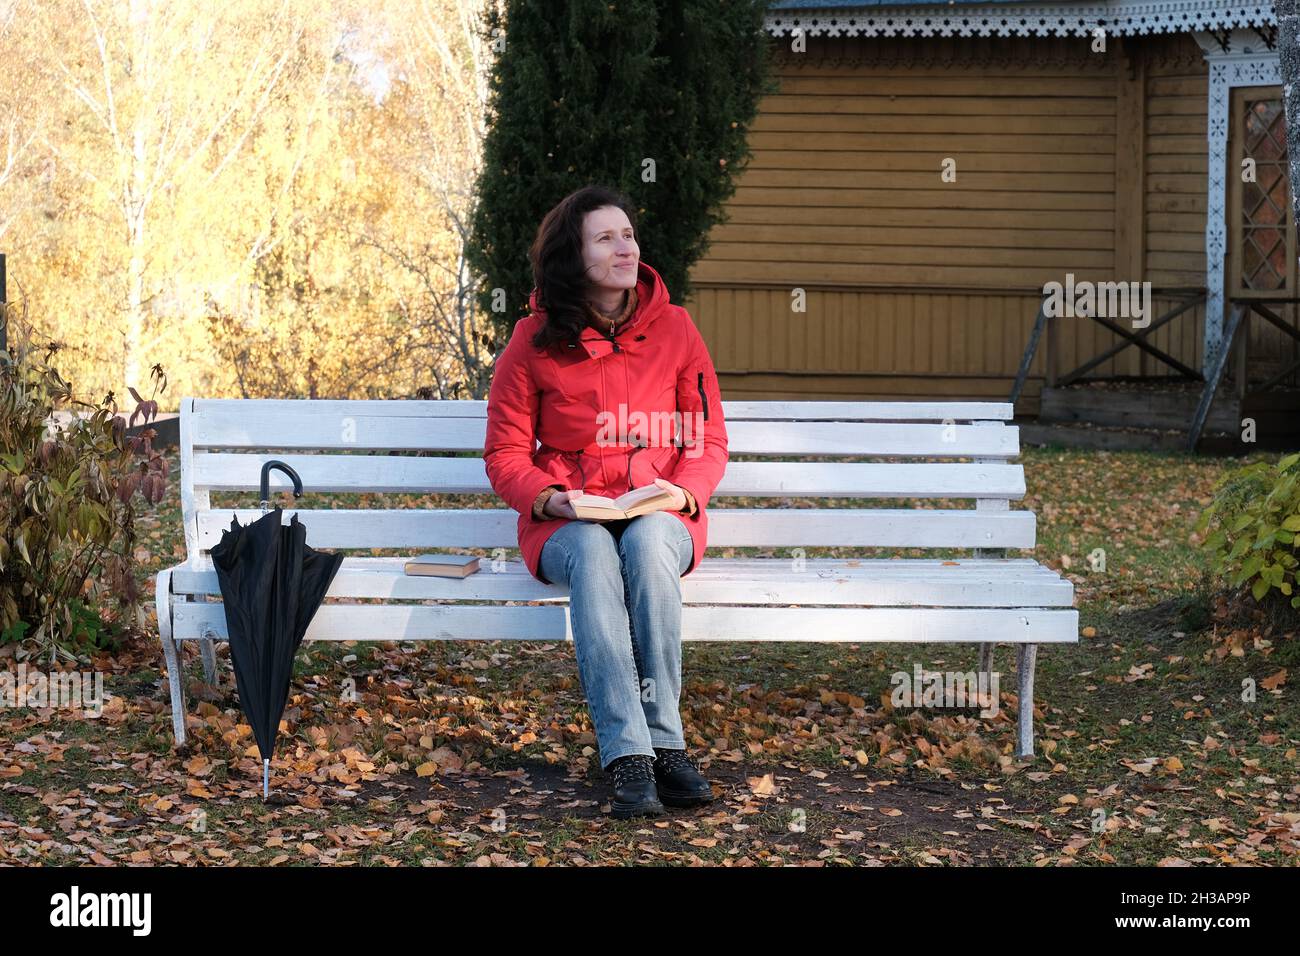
[{"xmin": 1230, "ymin": 88, "xmax": 1296, "ymax": 296}]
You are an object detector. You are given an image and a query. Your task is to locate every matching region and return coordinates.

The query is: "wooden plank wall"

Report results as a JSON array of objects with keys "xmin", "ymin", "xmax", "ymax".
[
  {"xmin": 1142, "ymin": 33, "xmax": 1209, "ymax": 379},
  {"xmin": 682, "ymin": 32, "xmax": 1211, "ymax": 410}
]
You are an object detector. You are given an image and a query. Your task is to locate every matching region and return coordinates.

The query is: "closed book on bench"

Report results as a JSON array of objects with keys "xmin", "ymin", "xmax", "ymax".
[
  {"xmin": 403, "ymin": 553, "xmax": 481, "ymax": 577},
  {"xmin": 571, "ymin": 483, "xmax": 674, "ymax": 521}
]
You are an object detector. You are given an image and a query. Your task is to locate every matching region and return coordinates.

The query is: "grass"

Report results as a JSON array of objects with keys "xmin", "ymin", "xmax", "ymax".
[{"xmin": 0, "ymin": 445, "xmax": 1296, "ymax": 866}]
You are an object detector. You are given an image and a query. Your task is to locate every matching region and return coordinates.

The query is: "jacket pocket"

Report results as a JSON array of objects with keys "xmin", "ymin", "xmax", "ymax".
[
  {"xmin": 697, "ymin": 371, "xmax": 710, "ymax": 422},
  {"xmin": 536, "ymin": 448, "xmax": 585, "ymax": 489},
  {"xmin": 628, "ymin": 442, "xmax": 678, "ymax": 491}
]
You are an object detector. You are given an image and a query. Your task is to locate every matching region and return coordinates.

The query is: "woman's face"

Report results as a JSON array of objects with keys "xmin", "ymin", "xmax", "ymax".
[{"xmin": 580, "ymin": 205, "xmax": 639, "ymax": 296}]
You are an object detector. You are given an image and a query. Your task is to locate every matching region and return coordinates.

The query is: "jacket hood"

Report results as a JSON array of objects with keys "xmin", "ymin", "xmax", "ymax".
[{"xmin": 527, "ymin": 261, "xmax": 672, "ymax": 334}]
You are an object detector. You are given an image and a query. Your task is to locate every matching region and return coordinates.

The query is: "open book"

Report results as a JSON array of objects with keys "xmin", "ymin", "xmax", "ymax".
[{"xmin": 571, "ymin": 482, "xmax": 675, "ymax": 520}]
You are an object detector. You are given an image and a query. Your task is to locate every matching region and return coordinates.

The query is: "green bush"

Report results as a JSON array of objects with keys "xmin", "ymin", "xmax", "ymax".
[
  {"xmin": 0, "ymin": 599, "xmax": 123, "ymax": 651},
  {"xmin": 0, "ymin": 308, "xmax": 167, "ymax": 663},
  {"xmin": 1196, "ymin": 452, "xmax": 1300, "ymax": 608}
]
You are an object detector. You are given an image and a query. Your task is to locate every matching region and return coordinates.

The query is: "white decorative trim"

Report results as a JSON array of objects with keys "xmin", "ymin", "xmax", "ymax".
[
  {"xmin": 765, "ymin": 1, "xmax": 1275, "ymax": 39},
  {"xmin": 1200, "ymin": 32, "xmax": 1280, "ymax": 363}
]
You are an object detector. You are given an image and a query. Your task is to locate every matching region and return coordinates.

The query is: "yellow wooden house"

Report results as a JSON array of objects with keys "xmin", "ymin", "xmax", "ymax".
[{"xmin": 683, "ymin": 0, "xmax": 1299, "ymax": 444}]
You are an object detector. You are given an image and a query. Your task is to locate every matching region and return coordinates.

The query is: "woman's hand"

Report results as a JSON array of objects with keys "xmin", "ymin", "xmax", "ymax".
[
  {"xmin": 542, "ymin": 488, "xmax": 582, "ymax": 520},
  {"xmin": 542, "ymin": 481, "xmax": 687, "ymax": 520},
  {"xmin": 648, "ymin": 477, "xmax": 687, "ymax": 513},
  {"xmin": 543, "ymin": 488, "xmax": 619, "ymax": 522}
]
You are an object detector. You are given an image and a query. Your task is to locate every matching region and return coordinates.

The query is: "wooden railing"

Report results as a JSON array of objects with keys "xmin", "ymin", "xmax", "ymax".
[
  {"xmin": 1188, "ymin": 298, "xmax": 1300, "ymax": 450},
  {"xmin": 1009, "ymin": 286, "xmax": 1207, "ymax": 405}
]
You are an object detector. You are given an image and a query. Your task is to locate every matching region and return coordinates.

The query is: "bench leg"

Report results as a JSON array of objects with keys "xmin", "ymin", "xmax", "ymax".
[
  {"xmin": 162, "ymin": 635, "xmax": 189, "ymax": 747},
  {"xmin": 1015, "ymin": 643, "xmax": 1037, "ymax": 758},
  {"xmin": 199, "ymin": 638, "xmax": 218, "ymax": 686},
  {"xmin": 973, "ymin": 542, "xmax": 1002, "ymax": 690},
  {"xmin": 156, "ymin": 569, "xmax": 188, "ymax": 747}
]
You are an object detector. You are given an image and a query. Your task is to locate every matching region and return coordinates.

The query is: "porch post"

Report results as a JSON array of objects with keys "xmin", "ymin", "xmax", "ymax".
[{"xmin": 1195, "ymin": 32, "xmax": 1281, "ymax": 371}]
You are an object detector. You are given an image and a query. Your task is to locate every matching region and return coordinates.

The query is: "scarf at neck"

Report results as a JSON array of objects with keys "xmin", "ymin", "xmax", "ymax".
[{"xmin": 585, "ymin": 287, "xmax": 638, "ymax": 335}]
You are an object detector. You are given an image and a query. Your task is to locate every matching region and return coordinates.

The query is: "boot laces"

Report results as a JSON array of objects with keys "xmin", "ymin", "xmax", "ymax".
[
  {"xmin": 611, "ymin": 754, "xmax": 654, "ymax": 787},
  {"xmin": 654, "ymin": 748, "xmax": 696, "ymax": 774}
]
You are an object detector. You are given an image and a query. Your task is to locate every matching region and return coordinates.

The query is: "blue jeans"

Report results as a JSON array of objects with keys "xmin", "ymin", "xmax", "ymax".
[{"xmin": 539, "ymin": 510, "xmax": 694, "ymax": 770}]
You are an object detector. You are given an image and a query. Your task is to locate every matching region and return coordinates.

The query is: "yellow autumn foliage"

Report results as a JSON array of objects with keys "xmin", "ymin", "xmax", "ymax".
[{"xmin": 0, "ymin": 0, "xmax": 496, "ymax": 406}]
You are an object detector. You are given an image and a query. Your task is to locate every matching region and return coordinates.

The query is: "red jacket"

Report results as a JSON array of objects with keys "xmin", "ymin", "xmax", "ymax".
[{"xmin": 484, "ymin": 261, "xmax": 729, "ymax": 584}]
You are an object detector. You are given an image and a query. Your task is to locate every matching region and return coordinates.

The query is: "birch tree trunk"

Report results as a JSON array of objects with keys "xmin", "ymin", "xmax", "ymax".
[
  {"xmin": 0, "ymin": 0, "xmax": 52, "ymax": 243},
  {"xmin": 51, "ymin": 0, "xmax": 328, "ymax": 401}
]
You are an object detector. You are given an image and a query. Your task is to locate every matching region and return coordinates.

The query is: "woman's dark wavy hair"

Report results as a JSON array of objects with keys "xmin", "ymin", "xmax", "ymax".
[{"xmin": 528, "ymin": 185, "xmax": 638, "ymax": 351}]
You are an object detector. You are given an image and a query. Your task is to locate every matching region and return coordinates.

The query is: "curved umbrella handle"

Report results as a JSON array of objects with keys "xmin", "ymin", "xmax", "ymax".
[{"xmin": 260, "ymin": 459, "xmax": 304, "ymax": 513}]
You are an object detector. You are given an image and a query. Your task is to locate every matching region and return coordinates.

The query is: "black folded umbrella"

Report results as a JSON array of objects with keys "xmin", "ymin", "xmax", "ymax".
[{"xmin": 210, "ymin": 461, "xmax": 344, "ymax": 799}]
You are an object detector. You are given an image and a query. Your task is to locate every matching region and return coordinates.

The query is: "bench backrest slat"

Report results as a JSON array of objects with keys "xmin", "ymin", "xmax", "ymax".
[
  {"xmin": 189, "ymin": 398, "xmax": 1014, "ymax": 421},
  {"xmin": 191, "ymin": 455, "xmax": 1025, "ymax": 498},
  {"xmin": 190, "ymin": 416, "xmax": 1020, "ymax": 458}
]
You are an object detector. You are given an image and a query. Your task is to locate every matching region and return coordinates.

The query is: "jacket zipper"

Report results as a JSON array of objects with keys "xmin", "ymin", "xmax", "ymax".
[
  {"xmin": 566, "ymin": 323, "xmax": 656, "ymax": 496},
  {"xmin": 623, "ymin": 334, "xmax": 641, "ymax": 494},
  {"xmin": 697, "ymin": 371, "xmax": 709, "ymax": 421}
]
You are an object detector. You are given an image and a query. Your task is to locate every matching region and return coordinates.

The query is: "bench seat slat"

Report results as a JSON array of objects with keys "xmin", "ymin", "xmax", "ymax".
[
  {"xmin": 172, "ymin": 555, "xmax": 1056, "ymax": 575},
  {"xmin": 172, "ymin": 601, "xmax": 1077, "ymax": 644},
  {"xmin": 167, "ymin": 557, "xmax": 1073, "ymax": 607}
]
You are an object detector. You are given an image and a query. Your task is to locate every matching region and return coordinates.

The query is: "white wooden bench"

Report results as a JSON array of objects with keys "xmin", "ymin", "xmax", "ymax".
[{"xmin": 156, "ymin": 398, "xmax": 1076, "ymax": 757}]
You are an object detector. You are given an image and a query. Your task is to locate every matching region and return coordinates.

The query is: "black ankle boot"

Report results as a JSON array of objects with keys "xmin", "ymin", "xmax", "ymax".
[
  {"xmin": 652, "ymin": 747, "xmax": 714, "ymax": 807},
  {"xmin": 607, "ymin": 754, "xmax": 666, "ymax": 819}
]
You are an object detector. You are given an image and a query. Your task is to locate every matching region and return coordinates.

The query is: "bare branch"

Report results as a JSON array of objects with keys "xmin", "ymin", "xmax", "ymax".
[{"xmin": 80, "ymin": 0, "xmax": 124, "ymax": 154}]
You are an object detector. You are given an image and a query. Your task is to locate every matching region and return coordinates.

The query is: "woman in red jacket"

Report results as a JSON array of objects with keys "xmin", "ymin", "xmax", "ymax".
[{"xmin": 483, "ymin": 185, "xmax": 728, "ymax": 819}]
